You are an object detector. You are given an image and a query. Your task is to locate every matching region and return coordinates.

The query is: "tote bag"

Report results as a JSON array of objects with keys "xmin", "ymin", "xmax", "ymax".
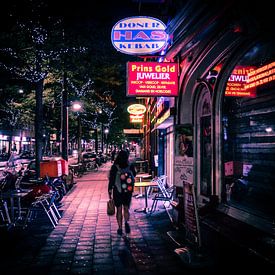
[{"xmin": 107, "ymin": 199, "xmax": 115, "ymax": 215}]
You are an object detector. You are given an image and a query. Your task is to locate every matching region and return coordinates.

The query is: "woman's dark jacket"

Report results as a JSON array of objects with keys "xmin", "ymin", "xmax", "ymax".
[{"xmin": 108, "ymin": 163, "xmax": 136, "ymax": 192}]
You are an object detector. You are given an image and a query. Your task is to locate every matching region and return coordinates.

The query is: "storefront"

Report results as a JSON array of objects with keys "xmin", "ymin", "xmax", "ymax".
[
  {"xmin": 151, "ymin": 97, "xmax": 175, "ymax": 186},
  {"xmin": 0, "ymin": 129, "xmax": 34, "ymax": 154},
  {"xmin": 164, "ymin": 0, "xmax": 275, "ymax": 264}
]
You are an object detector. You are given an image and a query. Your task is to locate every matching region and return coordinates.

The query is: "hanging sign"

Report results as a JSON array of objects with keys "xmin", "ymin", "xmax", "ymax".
[
  {"xmin": 111, "ymin": 16, "xmax": 168, "ymax": 55},
  {"xmin": 129, "ymin": 114, "xmax": 144, "ymax": 123},
  {"xmin": 127, "ymin": 103, "xmax": 146, "ymax": 115},
  {"xmin": 127, "ymin": 62, "xmax": 178, "ymax": 97}
]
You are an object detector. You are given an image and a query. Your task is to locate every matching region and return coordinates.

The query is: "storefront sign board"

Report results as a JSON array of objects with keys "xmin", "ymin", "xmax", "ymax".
[
  {"xmin": 183, "ymin": 181, "xmax": 201, "ymax": 247},
  {"xmin": 111, "ymin": 16, "xmax": 168, "ymax": 55},
  {"xmin": 127, "ymin": 62, "xmax": 178, "ymax": 97}
]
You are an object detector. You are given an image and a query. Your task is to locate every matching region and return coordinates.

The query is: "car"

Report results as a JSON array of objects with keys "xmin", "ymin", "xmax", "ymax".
[{"xmin": 82, "ymin": 153, "xmax": 97, "ymax": 162}]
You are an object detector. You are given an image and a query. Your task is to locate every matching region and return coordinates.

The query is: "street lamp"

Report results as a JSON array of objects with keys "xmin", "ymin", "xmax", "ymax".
[
  {"xmin": 104, "ymin": 128, "xmax": 109, "ymax": 155},
  {"xmin": 72, "ymin": 101, "xmax": 83, "ymax": 163}
]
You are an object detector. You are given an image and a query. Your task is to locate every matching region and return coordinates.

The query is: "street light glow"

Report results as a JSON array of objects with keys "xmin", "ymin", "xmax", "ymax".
[{"xmin": 72, "ymin": 102, "xmax": 82, "ymax": 111}]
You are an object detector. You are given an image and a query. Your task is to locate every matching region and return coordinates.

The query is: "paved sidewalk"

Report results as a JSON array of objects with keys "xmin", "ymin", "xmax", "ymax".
[{"xmin": 0, "ymin": 162, "xmax": 192, "ymax": 275}]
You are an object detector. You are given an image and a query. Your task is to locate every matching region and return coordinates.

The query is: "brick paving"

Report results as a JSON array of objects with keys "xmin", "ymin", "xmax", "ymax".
[{"xmin": 0, "ymin": 162, "xmax": 193, "ymax": 275}]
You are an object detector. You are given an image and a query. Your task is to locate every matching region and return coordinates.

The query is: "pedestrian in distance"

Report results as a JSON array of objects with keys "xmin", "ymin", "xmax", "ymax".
[
  {"xmin": 111, "ymin": 147, "xmax": 116, "ymax": 163},
  {"xmin": 108, "ymin": 149, "xmax": 136, "ymax": 235}
]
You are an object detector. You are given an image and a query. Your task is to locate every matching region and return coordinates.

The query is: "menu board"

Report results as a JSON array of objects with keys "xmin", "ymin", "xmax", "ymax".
[
  {"xmin": 183, "ymin": 181, "xmax": 201, "ymax": 247},
  {"xmin": 174, "ymin": 124, "xmax": 194, "ymax": 187}
]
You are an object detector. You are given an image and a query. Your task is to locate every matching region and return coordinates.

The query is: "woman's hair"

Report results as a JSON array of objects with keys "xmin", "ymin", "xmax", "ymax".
[{"xmin": 114, "ymin": 150, "xmax": 129, "ymax": 168}]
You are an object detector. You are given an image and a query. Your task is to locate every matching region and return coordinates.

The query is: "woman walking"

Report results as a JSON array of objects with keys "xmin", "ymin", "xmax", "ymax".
[{"xmin": 108, "ymin": 150, "xmax": 136, "ymax": 235}]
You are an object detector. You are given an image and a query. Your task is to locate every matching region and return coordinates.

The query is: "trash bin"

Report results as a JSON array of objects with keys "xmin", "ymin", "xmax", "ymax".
[
  {"xmin": 40, "ymin": 160, "xmax": 62, "ymax": 178},
  {"xmin": 59, "ymin": 159, "xmax": 69, "ymax": 175}
]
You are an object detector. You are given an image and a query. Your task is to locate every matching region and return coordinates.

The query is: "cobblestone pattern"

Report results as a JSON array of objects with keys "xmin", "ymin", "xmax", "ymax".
[{"xmin": 0, "ymin": 163, "xmax": 189, "ymax": 275}]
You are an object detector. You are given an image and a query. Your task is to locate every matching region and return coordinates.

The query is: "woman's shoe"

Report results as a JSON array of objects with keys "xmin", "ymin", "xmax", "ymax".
[
  {"xmin": 125, "ymin": 222, "xmax": 130, "ymax": 234},
  {"xmin": 117, "ymin": 228, "xmax": 123, "ymax": 235}
]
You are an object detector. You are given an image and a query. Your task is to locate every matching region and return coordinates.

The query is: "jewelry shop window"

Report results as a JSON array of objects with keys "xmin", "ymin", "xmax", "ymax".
[{"xmin": 222, "ymin": 41, "xmax": 275, "ymax": 222}]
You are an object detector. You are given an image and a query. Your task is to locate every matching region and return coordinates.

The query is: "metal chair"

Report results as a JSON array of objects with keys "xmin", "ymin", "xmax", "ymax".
[
  {"xmin": 149, "ymin": 176, "xmax": 175, "ymax": 214},
  {"xmin": 147, "ymin": 175, "xmax": 167, "ymax": 198},
  {"xmin": 0, "ymin": 199, "xmax": 11, "ymax": 226},
  {"xmin": 23, "ymin": 191, "xmax": 61, "ymax": 228}
]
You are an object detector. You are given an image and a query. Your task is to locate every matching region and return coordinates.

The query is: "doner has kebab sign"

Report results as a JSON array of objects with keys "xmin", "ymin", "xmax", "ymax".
[{"xmin": 111, "ymin": 16, "xmax": 168, "ymax": 55}]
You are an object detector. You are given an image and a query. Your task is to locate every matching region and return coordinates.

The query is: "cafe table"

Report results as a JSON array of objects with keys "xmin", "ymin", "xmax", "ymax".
[
  {"xmin": 134, "ymin": 181, "xmax": 158, "ymax": 213},
  {"xmin": 134, "ymin": 173, "xmax": 152, "ymax": 198},
  {"xmin": 1, "ymin": 189, "xmax": 32, "ymax": 226}
]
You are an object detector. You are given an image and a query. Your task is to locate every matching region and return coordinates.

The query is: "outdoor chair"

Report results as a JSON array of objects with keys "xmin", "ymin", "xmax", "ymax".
[
  {"xmin": 0, "ymin": 199, "xmax": 11, "ymax": 226},
  {"xmin": 23, "ymin": 191, "xmax": 61, "ymax": 228},
  {"xmin": 146, "ymin": 175, "xmax": 167, "ymax": 198},
  {"xmin": 149, "ymin": 176, "xmax": 175, "ymax": 214}
]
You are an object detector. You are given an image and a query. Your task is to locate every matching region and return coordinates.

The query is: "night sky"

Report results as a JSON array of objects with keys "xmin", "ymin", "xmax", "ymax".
[{"xmin": 0, "ymin": 0, "xmax": 174, "ymax": 27}]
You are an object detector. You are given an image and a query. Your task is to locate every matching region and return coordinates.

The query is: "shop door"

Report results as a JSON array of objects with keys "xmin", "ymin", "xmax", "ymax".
[
  {"xmin": 196, "ymin": 87, "xmax": 212, "ymax": 200},
  {"xmin": 200, "ymin": 115, "xmax": 211, "ymax": 196}
]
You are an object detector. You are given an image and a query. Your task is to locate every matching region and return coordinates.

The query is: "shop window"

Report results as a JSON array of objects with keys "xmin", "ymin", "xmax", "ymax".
[
  {"xmin": 222, "ymin": 41, "xmax": 275, "ymax": 221},
  {"xmin": 196, "ymin": 87, "xmax": 212, "ymax": 199}
]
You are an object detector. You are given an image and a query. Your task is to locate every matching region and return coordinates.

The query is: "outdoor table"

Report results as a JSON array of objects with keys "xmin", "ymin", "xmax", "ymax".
[
  {"xmin": 134, "ymin": 181, "xmax": 158, "ymax": 213},
  {"xmin": 134, "ymin": 173, "xmax": 152, "ymax": 198},
  {"xmin": 1, "ymin": 189, "xmax": 32, "ymax": 226}
]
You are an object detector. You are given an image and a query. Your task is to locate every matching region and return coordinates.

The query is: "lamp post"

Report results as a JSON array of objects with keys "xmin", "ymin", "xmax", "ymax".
[
  {"xmin": 104, "ymin": 128, "xmax": 109, "ymax": 155},
  {"xmin": 72, "ymin": 102, "xmax": 83, "ymax": 163}
]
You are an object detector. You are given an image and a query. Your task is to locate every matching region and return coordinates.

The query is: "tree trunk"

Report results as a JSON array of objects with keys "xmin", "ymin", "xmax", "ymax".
[
  {"xmin": 95, "ymin": 128, "xmax": 98, "ymax": 154},
  {"xmin": 35, "ymin": 79, "xmax": 44, "ymax": 178},
  {"xmin": 77, "ymin": 115, "xmax": 82, "ymax": 163},
  {"xmin": 61, "ymin": 71, "xmax": 68, "ymax": 161}
]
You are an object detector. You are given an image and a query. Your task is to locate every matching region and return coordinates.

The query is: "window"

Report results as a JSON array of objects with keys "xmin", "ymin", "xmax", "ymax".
[{"xmin": 222, "ymin": 41, "xmax": 275, "ymax": 221}]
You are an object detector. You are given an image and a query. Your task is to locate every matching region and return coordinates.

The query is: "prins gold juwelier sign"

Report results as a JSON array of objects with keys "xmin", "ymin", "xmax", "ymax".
[{"xmin": 127, "ymin": 62, "xmax": 179, "ymax": 97}]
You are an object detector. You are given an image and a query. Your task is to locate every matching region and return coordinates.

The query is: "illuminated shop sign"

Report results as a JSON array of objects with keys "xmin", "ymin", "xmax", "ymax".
[
  {"xmin": 245, "ymin": 61, "xmax": 275, "ymax": 89},
  {"xmin": 127, "ymin": 62, "xmax": 178, "ymax": 97},
  {"xmin": 123, "ymin": 129, "xmax": 144, "ymax": 134},
  {"xmin": 127, "ymin": 104, "xmax": 146, "ymax": 115},
  {"xmin": 111, "ymin": 16, "xmax": 168, "ymax": 55},
  {"xmin": 0, "ymin": 135, "xmax": 8, "ymax": 140},
  {"xmin": 130, "ymin": 114, "xmax": 144, "ymax": 123},
  {"xmin": 225, "ymin": 66, "xmax": 256, "ymax": 97},
  {"xmin": 155, "ymin": 97, "xmax": 169, "ymax": 118},
  {"xmin": 156, "ymin": 109, "xmax": 170, "ymax": 125}
]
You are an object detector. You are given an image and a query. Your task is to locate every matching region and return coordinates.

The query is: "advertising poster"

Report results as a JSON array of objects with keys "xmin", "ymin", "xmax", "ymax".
[{"xmin": 174, "ymin": 124, "xmax": 194, "ymax": 187}]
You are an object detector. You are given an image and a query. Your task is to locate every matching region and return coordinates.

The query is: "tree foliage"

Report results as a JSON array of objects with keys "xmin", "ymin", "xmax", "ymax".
[{"xmin": 0, "ymin": 0, "xmax": 136, "ymax": 158}]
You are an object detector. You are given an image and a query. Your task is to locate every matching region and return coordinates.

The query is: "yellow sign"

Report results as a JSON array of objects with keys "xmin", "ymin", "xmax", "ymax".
[{"xmin": 127, "ymin": 104, "xmax": 146, "ymax": 115}]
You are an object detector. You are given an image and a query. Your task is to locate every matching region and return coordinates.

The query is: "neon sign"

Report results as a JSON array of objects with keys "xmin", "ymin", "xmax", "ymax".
[
  {"xmin": 130, "ymin": 114, "xmax": 144, "ymax": 123},
  {"xmin": 225, "ymin": 66, "xmax": 256, "ymax": 97},
  {"xmin": 127, "ymin": 104, "xmax": 146, "ymax": 115},
  {"xmin": 127, "ymin": 62, "xmax": 178, "ymax": 97},
  {"xmin": 111, "ymin": 16, "xmax": 168, "ymax": 55},
  {"xmin": 245, "ymin": 62, "xmax": 275, "ymax": 89}
]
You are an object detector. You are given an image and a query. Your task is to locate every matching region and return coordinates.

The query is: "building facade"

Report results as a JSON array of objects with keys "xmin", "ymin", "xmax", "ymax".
[{"xmin": 157, "ymin": 0, "xmax": 275, "ymax": 264}]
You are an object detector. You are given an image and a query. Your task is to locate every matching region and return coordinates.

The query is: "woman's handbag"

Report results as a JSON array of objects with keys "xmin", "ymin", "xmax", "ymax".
[{"xmin": 107, "ymin": 199, "xmax": 115, "ymax": 215}]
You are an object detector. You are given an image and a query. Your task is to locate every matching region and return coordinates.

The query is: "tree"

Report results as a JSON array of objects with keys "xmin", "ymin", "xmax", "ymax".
[
  {"xmin": 0, "ymin": 0, "xmax": 140, "ymax": 170},
  {"xmin": 0, "ymin": 1, "xmax": 86, "ymax": 177}
]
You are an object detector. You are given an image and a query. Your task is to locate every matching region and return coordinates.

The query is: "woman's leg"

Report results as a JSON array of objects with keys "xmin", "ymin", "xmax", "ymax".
[
  {"xmin": 116, "ymin": 206, "xmax": 123, "ymax": 229},
  {"xmin": 123, "ymin": 205, "xmax": 130, "ymax": 223},
  {"xmin": 123, "ymin": 205, "xmax": 131, "ymax": 233}
]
